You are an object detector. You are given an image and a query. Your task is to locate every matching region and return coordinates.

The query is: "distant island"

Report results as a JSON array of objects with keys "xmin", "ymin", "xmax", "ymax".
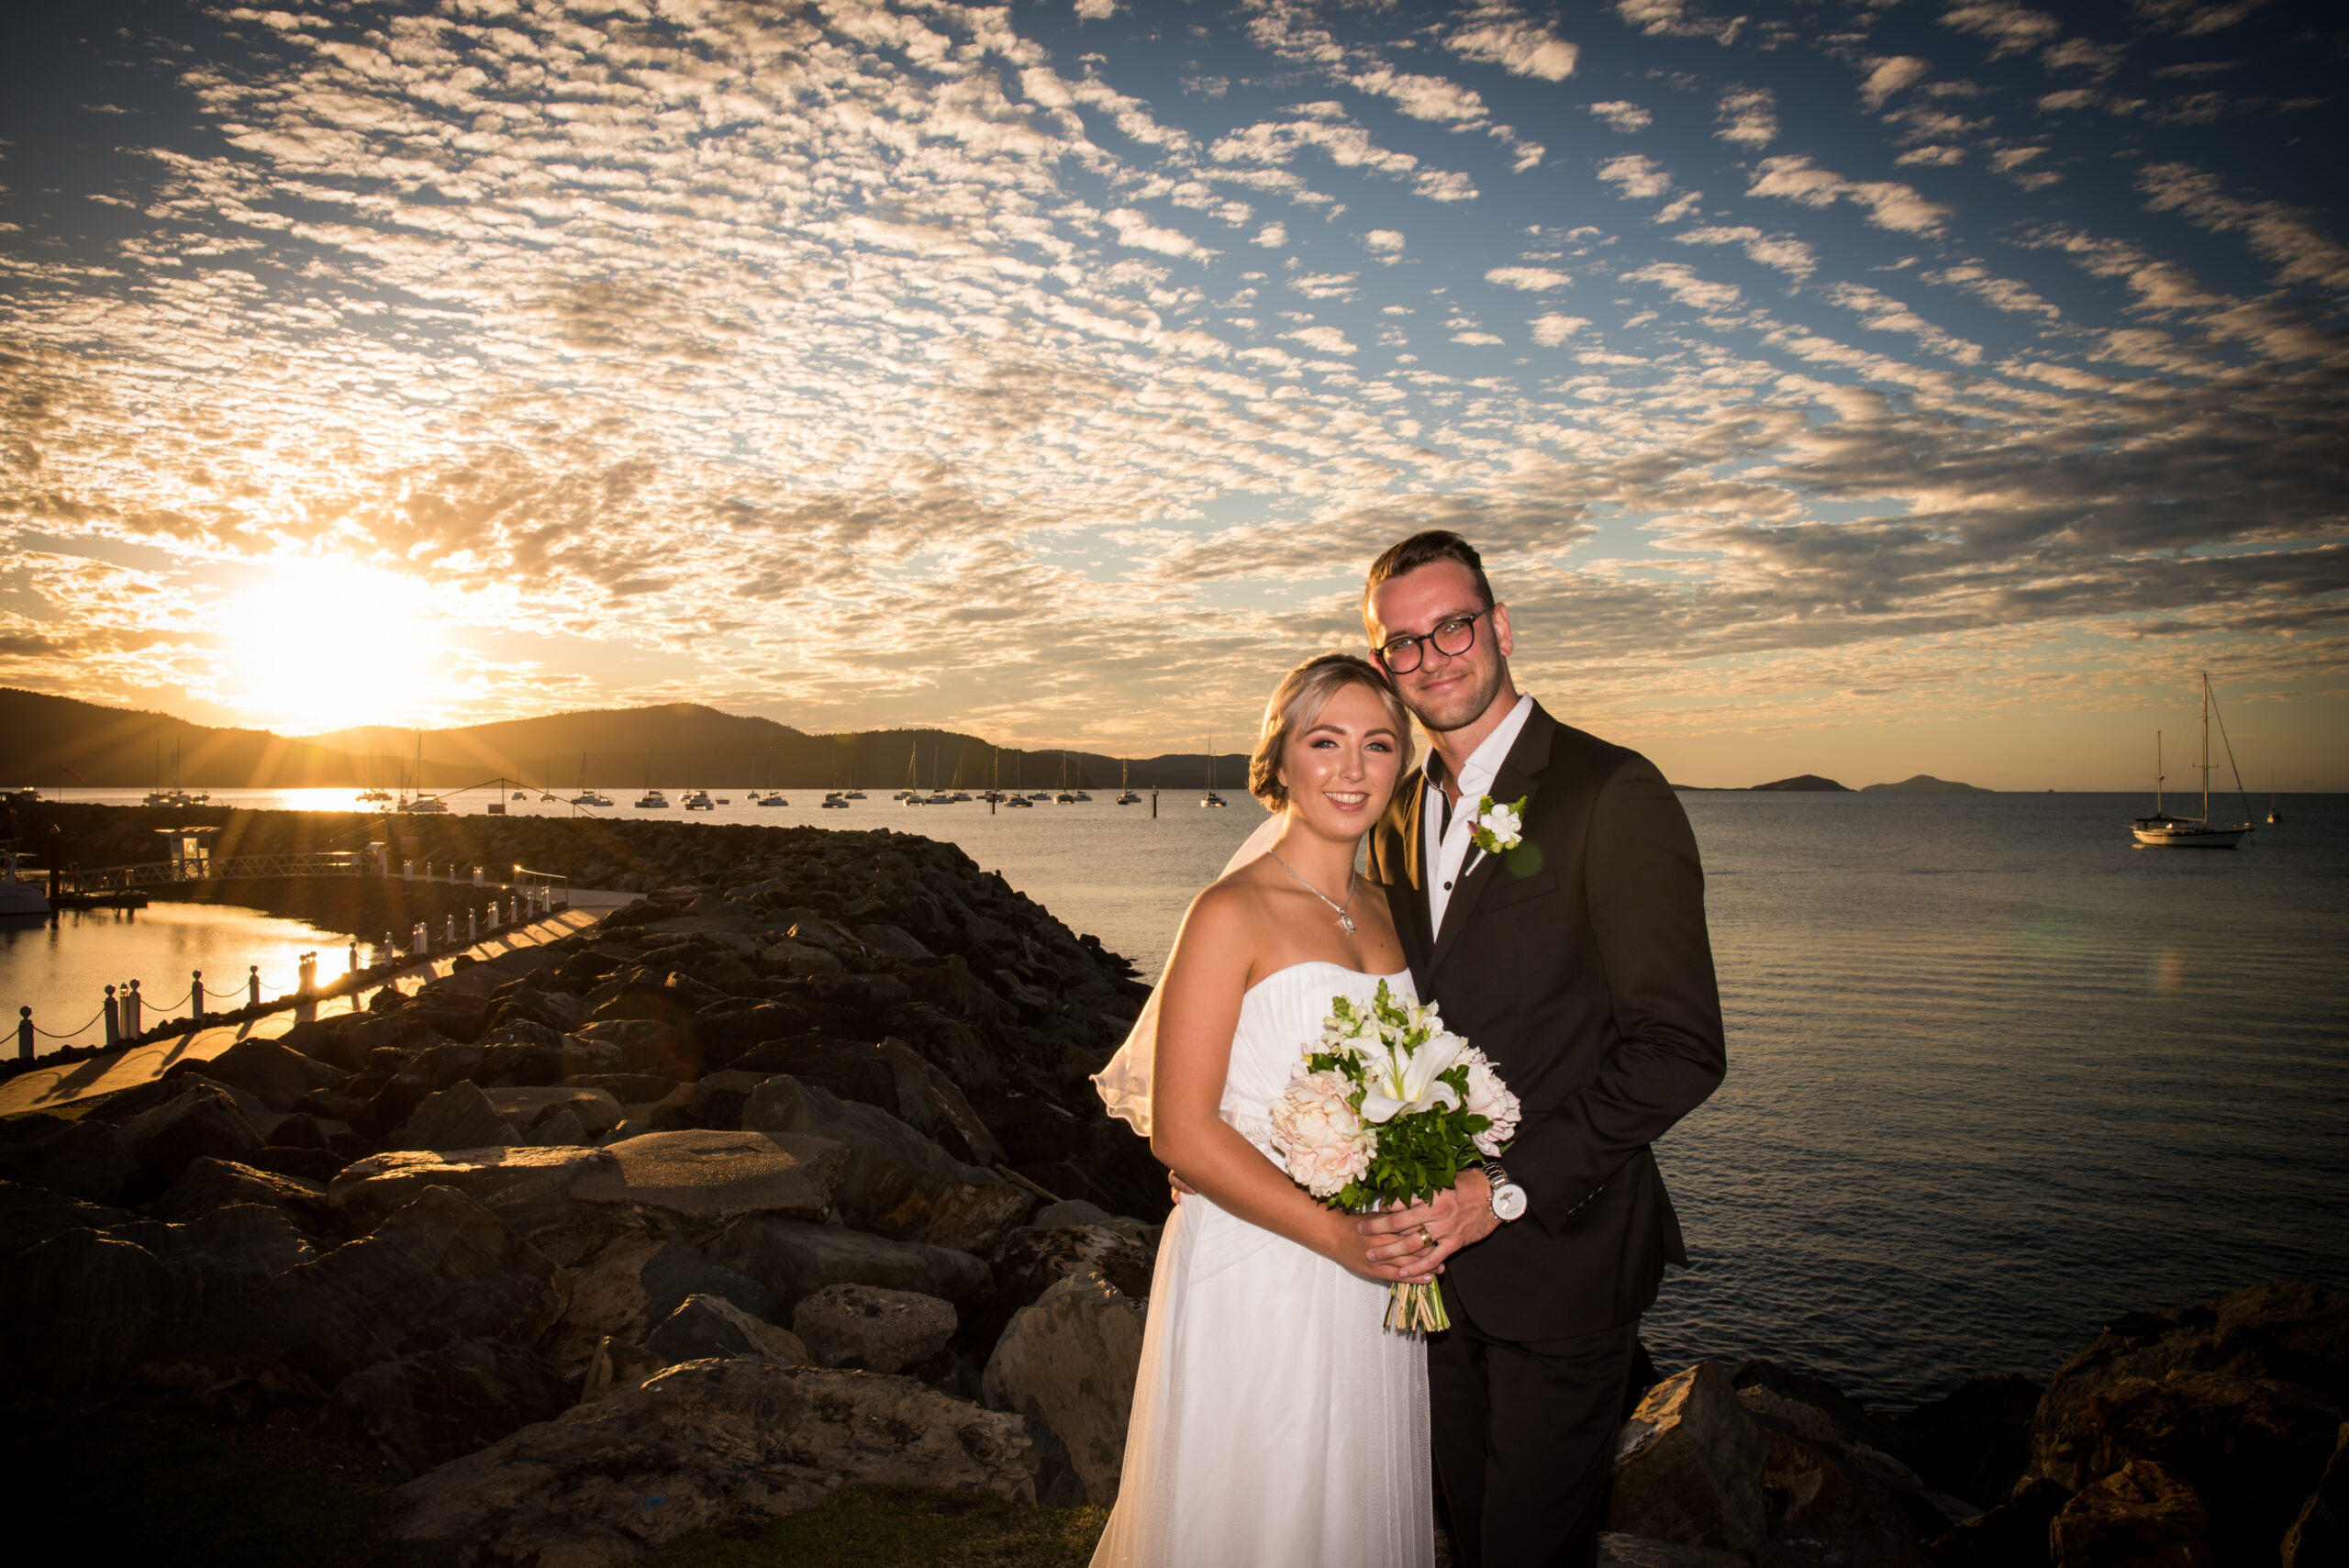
[
  {"xmin": 1860, "ymin": 774, "xmax": 1991, "ymax": 794},
  {"xmin": 1749, "ymin": 774, "xmax": 1852, "ymax": 792},
  {"xmin": 0, "ymin": 687, "xmax": 1251, "ymax": 793}
]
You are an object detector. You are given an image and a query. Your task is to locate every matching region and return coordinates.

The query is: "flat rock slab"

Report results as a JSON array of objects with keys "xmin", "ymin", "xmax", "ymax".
[
  {"xmin": 793, "ymin": 1284, "xmax": 956, "ymax": 1374},
  {"xmin": 329, "ymin": 1144, "xmax": 618, "ymax": 1263},
  {"xmin": 393, "ymin": 1360, "xmax": 1041, "ymax": 1568},
  {"xmin": 570, "ymin": 1129, "xmax": 847, "ymax": 1234},
  {"xmin": 713, "ymin": 1218, "xmax": 990, "ymax": 1317}
]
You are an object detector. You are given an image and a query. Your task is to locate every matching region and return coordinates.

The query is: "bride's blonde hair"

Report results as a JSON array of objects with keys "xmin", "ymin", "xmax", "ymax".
[{"xmin": 1248, "ymin": 653, "xmax": 1416, "ymax": 809}]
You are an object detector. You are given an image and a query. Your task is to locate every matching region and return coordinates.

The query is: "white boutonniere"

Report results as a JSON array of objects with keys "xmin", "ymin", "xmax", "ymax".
[{"xmin": 1469, "ymin": 795, "xmax": 1527, "ymax": 857}]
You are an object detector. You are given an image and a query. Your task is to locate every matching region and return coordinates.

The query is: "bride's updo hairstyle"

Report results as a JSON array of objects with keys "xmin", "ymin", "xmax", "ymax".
[{"xmin": 1248, "ymin": 652, "xmax": 1416, "ymax": 810}]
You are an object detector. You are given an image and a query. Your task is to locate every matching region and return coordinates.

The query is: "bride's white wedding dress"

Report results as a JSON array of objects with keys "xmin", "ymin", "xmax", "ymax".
[{"xmin": 1088, "ymin": 961, "xmax": 1435, "ymax": 1568}]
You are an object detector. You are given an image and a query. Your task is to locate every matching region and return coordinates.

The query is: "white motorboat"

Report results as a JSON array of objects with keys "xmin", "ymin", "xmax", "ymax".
[
  {"xmin": 637, "ymin": 789, "xmax": 669, "ymax": 809},
  {"xmin": 1, "ymin": 842, "xmax": 50, "ymax": 917},
  {"xmin": 758, "ymin": 792, "xmax": 789, "ymax": 806},
  {"xmin": 820, "ymin": 792, "xmax": 849, "ymax": 809},
  {"xmin": 1007, "ymin": 795, "xmax": 1034, "ymax": 808},
  {"xmin": 2132, "ymin": 673, "xmax": 2254, "ymax": 849},
  {"xmin": 683, "ymin": 789, "xmax": 715, "ymax": 810}
]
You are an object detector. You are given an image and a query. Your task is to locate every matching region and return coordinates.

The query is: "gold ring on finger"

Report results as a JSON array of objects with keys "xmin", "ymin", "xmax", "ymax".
[{"xmin": 1419, "ymin": 1226, "xmax": 1435, "ymax": 1248}]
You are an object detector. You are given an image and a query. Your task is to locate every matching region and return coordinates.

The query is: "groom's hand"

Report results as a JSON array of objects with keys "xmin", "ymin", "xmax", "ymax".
[{"xmin": 1357, "ymin": 1172, "xmax": 1502, "ymax": 1271}]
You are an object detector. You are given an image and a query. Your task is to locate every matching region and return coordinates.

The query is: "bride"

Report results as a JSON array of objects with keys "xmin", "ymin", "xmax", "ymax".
[{"xmin": 1089, "ymin": 653, "xmax": 1439, "ymax": 1568}]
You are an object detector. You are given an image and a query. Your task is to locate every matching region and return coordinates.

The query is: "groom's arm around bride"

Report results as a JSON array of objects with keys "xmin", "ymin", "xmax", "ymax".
[{"xmin": 1357, "ymin": 530, "xmax": 1727, "ymax": 1568}]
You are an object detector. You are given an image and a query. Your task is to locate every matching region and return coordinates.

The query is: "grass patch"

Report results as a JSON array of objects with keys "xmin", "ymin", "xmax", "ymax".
[
  {"xmin": 644, "ymin": 1486, "xmax": 1109, "ymax": 1568},
  {"xmin": 3, "ymin": 1407, "xmax": 411, "ymax": 1568}
]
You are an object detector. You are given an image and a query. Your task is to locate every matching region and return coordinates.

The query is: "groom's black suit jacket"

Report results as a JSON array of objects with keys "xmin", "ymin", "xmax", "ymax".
[{"xmin": 1369, "ymin": 702, "xmax": 1725, "ymax": 1342}]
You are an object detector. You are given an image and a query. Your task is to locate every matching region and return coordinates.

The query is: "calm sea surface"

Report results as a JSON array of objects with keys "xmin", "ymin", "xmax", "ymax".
[{"xmin": 9, "ymin": 785, "xmax": 2345, "ymax": 1407}]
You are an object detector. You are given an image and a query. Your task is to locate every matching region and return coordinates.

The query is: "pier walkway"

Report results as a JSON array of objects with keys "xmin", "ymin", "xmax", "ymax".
[{"xmin": 0, "ymin": 889, "xmax": 637, "ymax": 1118}]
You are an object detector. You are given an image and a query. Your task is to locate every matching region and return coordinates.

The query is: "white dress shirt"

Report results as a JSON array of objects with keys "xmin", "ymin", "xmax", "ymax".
[{"xmin": 1422, "ymin": 693, "xmax": 1535, "ymax": 935}]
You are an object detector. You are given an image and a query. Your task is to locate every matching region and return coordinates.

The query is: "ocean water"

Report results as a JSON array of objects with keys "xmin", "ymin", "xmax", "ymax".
[{"xmin": 9, "ymin": 786, "xmax": 2344, "ymax": 1408}]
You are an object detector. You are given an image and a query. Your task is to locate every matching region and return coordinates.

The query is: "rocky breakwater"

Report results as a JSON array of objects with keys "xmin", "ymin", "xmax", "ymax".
[
  {"xmin": 1593, "ymin": 1280, "xmax": 2345, "ymax": 1568},
  {"xmin": 0, "ymin": 826, "xmax": 1171, "ymax": 1564}
]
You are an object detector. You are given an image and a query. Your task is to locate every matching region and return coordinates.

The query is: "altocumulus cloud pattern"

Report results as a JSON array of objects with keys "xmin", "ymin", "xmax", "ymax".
[{"xmin": 1, "ymin": 0, "xmax": 2343, "ymax": 762}]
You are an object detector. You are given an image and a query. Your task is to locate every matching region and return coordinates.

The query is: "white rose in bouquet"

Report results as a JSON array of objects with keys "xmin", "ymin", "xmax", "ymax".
[
  {"xmin": 1272, "ymin": 1067, "xmax": 1374, "ymax": 1198},
  {"xmin": 1462, "ymin": 1051, "xmax": 1521, "ymax": 1157}
]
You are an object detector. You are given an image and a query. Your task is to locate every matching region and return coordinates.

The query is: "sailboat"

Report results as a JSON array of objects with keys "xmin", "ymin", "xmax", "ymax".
[
  {"xmin": 401, "ymin": 733, "xmax": 450, "ymax": 813},
  {"xmin": 2132, "ymin": 673, "xmax": 2253, "ymax": 848},
  {"xmin": 572, "ymin": 752, "xmax": 613, "ymax": 808},
  {"xmin": 1201, "ymin": 736, "xmax": 1227, "ymax": 807},
  {"xmin": 1116, "ymin": 757, "xmax": 1141, "ymax": 805},
  {"xmin": 636, "ymin": 761, "xmax": 668, "ymax": 809}
]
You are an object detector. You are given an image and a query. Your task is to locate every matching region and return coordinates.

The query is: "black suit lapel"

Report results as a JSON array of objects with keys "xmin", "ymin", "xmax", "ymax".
[{"xmin": 1426, "ymin": 705, "xmax": 1558, "ymax": 977}]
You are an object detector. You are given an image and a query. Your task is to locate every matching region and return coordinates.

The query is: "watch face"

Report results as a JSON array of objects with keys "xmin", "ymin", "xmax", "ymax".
[{"xmin": 1492, "ymin": 1184, "xmax": 1528, "ymax": 1222}]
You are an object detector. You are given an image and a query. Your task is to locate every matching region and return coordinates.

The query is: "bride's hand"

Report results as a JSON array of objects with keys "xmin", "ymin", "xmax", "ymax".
[{"xmin": 1327, "ymin": 1210, "xmax": 1441, "ymax": 1286}]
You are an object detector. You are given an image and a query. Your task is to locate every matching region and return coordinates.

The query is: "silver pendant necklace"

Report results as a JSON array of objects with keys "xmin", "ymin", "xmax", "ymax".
[{"xmin": 1265, "ymin": 848, "xmax": 1358, "ymax": 935}]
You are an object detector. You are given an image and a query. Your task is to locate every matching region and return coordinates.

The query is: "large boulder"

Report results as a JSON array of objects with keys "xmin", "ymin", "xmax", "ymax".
[
  {"xmin": 2284, "ymin": 1422, "xmax": 2348, "ymax": 1567},
  {"xmin": 392, "ymin": 1081, "xmax": 522, "ymax": 1153},
  {"xmin": 195, "ymin": 1185, "xmax": 568, "ymax": 1387},
  {"xmin": 487, "ymin": 1085, "xmax": 625, "ymax": 1137},
  {"xmin": 543, "ymin": 1234, "xmax": 782, "ymax": 1377},
  {"xmin": 971, "ymin": 1223, "xmax": 1154, "ymax": 1351},
  {"xmin": 569, "ymin": 1129, "xmax": 847, "ymax": 1241},
  {"xmin": 336, "ymin": 1338, "xmax": 575, "ymax": 1479},
  {"xmin": 0, "ymin": 1179, "xmax": 134, "ymax": 1260},
  {"xmin": 2050, "ymin": 1458, "xmax": 2213, "ymax": 1567},
  {"xmin": 1895, "ymin": 1372, "xmax": 2041, "ymax": 1507},
  {"xmin": 1928, "ymin": 1477, "xmax": 2071, "ymax": 1568},
  {"xmin": 0, "ymin": 1229, "xmax": 173, "ymax": 1390},
  {"xmin": 149, "ymin": 1157, "xmax": 332, "ymax": 1235},
  {"xmin": 793, "ymin": 1284, "xmax": 957, "ymax": 1374},
  {"xmin": 183, "ymin": 1035, "xmax": 350, "ymax": 1112},
  {"xmin": 743, "ymin": 1075, "xmax": 1029, "ymax": 1255},
  {"xmin": 2032, "ymin": 1283, "xmax": 2349, "ymax": 1562},
  {"xmin": 0, "ymin": 1114, "xmax": 139, "ymax": 1204},
  {"xmin": 329, "ymin": 1144, "xmax": 617, "ymax": 1263},
  {"xmin": 643, "ymin": 1069, "xmax": 769, "ymax": 1132},
  {"xmin": 1606, "ymin": 1362, "xmax": 1769, "ymax": 1555},
  {"xmin": 641, "ymin": 1292, "xmax": 809, "ymax": 1371},
  {"xmin": 981, "ymin": 1271, "xmax": 1145, "ymax": 1505},
  {"xmin": 712, "ymin": 1218, "xmax": 991, "ymax": 1318},
  {"xmin": 391, "ymin": 1360, "xmax": 1042, "ymax": 1567},
  {"xmin": 1598, "ymin": 1538, "xmax": 1748, "ymax": 1567},
  {"xmin": 116, "ymin": 1082, "xmax": 266, "ymax": 1181}
]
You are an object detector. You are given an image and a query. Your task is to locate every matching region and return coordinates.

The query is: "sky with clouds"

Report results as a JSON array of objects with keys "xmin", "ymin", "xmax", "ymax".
[{"xmin": 3, "ymin": 0, "xmax": 2343, "ymax": 788}]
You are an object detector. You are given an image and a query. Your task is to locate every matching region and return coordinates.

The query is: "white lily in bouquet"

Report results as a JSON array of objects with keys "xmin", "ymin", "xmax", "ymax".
[{"xmin": 1270, "ymin": 981, "xmax": 1521, "ymax": 1333}]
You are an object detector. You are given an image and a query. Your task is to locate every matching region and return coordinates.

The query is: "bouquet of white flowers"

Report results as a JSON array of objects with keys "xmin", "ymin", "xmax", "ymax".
[{"xmin": 1269, "ymin": 980, "xmax": 1520, "ymax": 1332}]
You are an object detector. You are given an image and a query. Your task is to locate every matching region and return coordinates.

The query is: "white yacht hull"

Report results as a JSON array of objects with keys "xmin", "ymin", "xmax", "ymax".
[{"xmin": 2132, "ymin": 824, "xmax": 2250, "ymax": 848}]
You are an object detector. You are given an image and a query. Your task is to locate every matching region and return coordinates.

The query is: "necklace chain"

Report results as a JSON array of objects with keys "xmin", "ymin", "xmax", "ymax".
[{"xmin": 1264, "ymin": 848, "xmax": 1359, "ymax": 935}]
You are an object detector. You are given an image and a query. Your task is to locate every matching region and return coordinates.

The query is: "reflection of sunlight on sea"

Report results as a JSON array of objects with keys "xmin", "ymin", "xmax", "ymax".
[
  {"xmin": 1643, "ymin": 792, "xmax": 2349, "ymax": 1407},
  {"xmin": 2, "ymin": 901, "xmax": 384, "ymax": 1043}
]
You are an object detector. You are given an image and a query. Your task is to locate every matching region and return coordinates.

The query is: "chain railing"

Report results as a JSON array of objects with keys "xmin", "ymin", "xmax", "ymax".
[{"xmin": 61, "ymin": 849, "xmax": 368, "ymax": 893}]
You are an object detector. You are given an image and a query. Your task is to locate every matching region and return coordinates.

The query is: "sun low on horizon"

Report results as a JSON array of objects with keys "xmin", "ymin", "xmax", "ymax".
[{"xmin": 2, "ymin": 0, "xmax": 2343, "ymax": 790}]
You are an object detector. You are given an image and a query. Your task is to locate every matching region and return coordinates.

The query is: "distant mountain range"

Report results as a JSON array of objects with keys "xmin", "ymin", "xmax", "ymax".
[
  {"xmin": 0, "ymin": 688, "xmax": 1252, "ymax": 794},
  {"xmin": 1859, "ymin": 774, "xmax": 1991, "ymax": 794},
  {"xmin": 1676, "ymin": 773, "xmax": 1992, "ymax": 793}
]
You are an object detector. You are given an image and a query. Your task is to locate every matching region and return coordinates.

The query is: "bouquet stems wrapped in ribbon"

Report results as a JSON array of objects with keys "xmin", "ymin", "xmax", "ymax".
[{"xmin": 1270, "ymin": 981, "xmax": 1520, "ymax": 1333}]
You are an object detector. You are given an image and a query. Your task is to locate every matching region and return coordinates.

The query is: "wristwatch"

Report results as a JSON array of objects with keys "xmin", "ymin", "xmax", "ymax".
[{"xmin": 1481, "ymin": 1159, "xmax": 1528, "ymax": 1222}]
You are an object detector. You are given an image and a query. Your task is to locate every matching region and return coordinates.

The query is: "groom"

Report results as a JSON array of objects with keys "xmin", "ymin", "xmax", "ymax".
[{"xmin": 1356, "ymin": 530, "xmax": 1726, "ymax": 1568}]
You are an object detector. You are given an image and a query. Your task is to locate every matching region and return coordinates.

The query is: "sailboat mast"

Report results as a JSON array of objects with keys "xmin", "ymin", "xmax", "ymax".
[
  {"xmin": 2201, "ymin": 673, "xmax": 2211, "ymax": 824},
  {"xmin": 2154, "ymin": 732, "xmax": 2164, "ymax": 815}
]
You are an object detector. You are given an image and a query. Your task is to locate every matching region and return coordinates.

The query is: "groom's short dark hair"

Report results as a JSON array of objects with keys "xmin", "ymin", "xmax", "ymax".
[{"xmin": 1363, "ymin": 530, "xmax": 1494, "ymax": 628}]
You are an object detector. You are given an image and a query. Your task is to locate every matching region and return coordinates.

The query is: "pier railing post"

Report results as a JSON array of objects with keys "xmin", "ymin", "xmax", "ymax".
[
  {"xmin": 249, "ymin": 965, "xmax": 261, "ymax": 1008},
  {"xmin": 412, "ymin": 920, "xmax": 429, "ymax": 956},
  {"xmin": 126, "ymin": 979, "xmax": 140, "ymax": 1036},
  {"xmin": 104, "ymin": 985, "xmax": 119, "ymax": 1046},
  {"xmin": 403, "ymin": 860, "xmax": 413, "ymax": 881},
  {"xmin": 348, "ymin": 940, "xmax": 359, "ymax": 973},
  {"xmin": 468, "ymin": 907, "xmax": 478, "ymax": 944},
  {"xmin": 443, "ymin": 913, "xmax": 455, "ymax": 947},
  {"xmin": 190, "ymin": 970, "xmax": 203, "ymax": 1026},
  {"xmin": 473, "ymin": 865, "xmax": 484, "ymax": 887},
  {"xmin": 17, "ymin": 1007, "xmax": 29, "ymax": 1061}
]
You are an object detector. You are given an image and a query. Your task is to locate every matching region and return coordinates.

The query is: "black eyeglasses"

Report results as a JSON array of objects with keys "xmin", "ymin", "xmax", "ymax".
[{"xmin": 1375, "ymin": 606, "xmax": 1492, "ymax": 673}]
